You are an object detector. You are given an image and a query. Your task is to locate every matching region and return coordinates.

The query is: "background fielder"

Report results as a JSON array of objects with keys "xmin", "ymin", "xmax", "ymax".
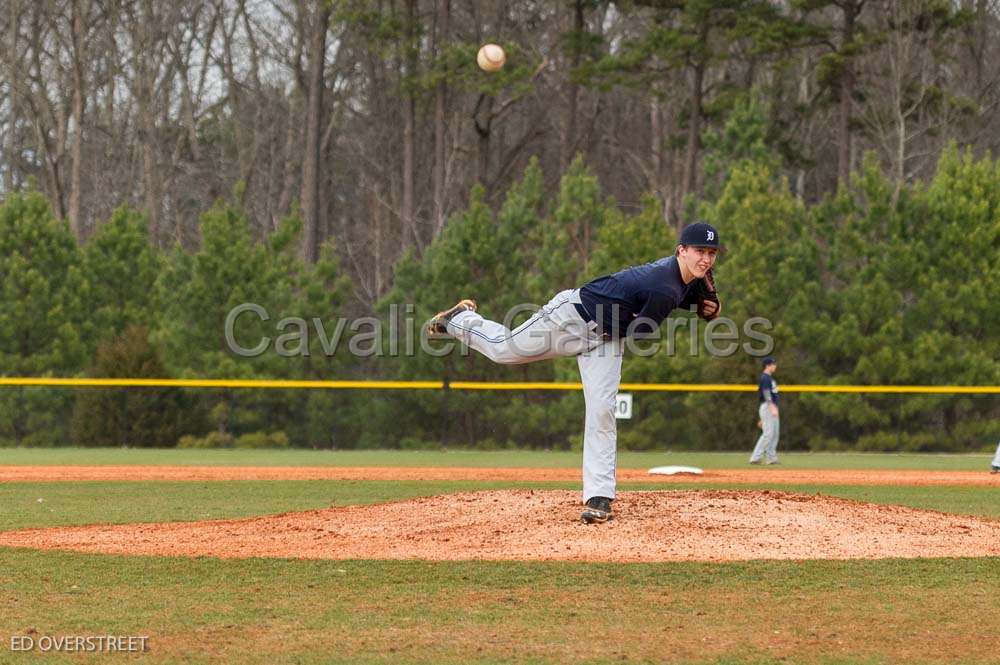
[
  {"xmin": 427, "ymin": 222, "xmax": 723, "ymax": 523},
  {"xmin": 750, "ymin": 356, "xmax": 780, "ymax": 465}
]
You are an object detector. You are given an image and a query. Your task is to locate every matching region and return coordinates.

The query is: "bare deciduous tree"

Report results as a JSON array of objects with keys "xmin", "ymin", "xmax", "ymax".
[
  {"xmin": 300, "ymin": 1, "xmax": 331, "ymax": 262},
  {"xmin": 1, "ymin": 0, "xmax": 999, "ymax": 303}
]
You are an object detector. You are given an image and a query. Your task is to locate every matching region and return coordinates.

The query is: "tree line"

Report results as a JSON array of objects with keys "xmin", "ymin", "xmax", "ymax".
[
  {"xmin": 2, "ymin": 0, "xmax": 999, "ymax": 300},
  {"xmin": 1, "ymin": 134, "xmax": 997, "ymax": 451}
]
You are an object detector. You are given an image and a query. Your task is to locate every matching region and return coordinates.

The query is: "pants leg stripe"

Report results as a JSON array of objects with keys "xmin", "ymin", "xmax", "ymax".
[{"xmin": 448, "ymin": 296, "xmax": 573, "ymax": 345}]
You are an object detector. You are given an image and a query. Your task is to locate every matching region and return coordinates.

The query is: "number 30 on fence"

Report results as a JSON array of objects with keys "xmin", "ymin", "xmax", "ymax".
[{"xmin": 615, "ymin": 393, "xmax": 632, "ymax": 420}]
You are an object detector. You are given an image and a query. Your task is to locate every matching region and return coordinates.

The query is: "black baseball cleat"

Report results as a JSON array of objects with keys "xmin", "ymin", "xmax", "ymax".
[
  {"xmin": 991, "ymin": 466, "xmax": 999, "ymax": 474},
  {"xmin": 581, "ymin": 496, "xmax": 612, "ymax": 524},
  {"xmin": 425, "ymin": 299, "xmax": 476, "ymax": 337}
]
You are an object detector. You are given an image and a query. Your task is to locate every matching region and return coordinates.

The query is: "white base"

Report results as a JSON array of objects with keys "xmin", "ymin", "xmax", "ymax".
[{"xmin": 648, "ymin": 465, "xmax": 704, "ymax": 476}]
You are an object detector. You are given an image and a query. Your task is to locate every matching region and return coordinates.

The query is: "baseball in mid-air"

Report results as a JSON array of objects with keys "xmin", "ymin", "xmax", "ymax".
[{"xmin": 477, "ymin": 44, "xmax": 506, "ymax": 72}]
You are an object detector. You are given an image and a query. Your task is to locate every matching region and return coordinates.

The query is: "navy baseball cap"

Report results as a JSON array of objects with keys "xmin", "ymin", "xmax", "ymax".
[
  {"xmin": 678, "ymin": 222, "xmax": 721, "ymax": 249},
  {"xmin": 762, "ymin": 356, "xmax": 776, "ymax": 367}
]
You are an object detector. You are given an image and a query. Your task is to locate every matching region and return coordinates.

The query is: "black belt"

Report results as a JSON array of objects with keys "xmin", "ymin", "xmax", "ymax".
[{"xmin": 574, "ymin": 302, "xmax": 613, "ymax": 340}]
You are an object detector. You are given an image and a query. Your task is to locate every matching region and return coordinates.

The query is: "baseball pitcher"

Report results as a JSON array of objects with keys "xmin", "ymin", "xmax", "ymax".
[{"xmin": 426, "ymin": 222, "xmax": 723, "ymax": 523}]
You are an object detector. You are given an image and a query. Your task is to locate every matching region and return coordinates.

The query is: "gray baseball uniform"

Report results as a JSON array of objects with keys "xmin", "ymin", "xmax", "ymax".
[
  {"xmin": 750, "ymin": 368, "xmax": 779, "ymax": 464},
  {"xmin": 448, "ymin": 289, "xmax": 623, "ymax": 502},
  {"xmin": 992, "ymin": 440, "xmax": 1000, "ymax": 470},
  {"xmin": 447, "ymin": 255, "xmax": 701, "ymax": 503}
]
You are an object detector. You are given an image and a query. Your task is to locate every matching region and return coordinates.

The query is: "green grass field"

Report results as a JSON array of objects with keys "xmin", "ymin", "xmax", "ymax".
[
  {"xmin": 1, "ymin": 447, "xmax": 996, "ymax": 470},
  {"xmin": 1, "ymin": 450, "xmax": 998, "ymax": 664}
]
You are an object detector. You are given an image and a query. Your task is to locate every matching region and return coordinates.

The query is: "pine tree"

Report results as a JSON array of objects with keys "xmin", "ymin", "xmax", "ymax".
[
  {"xmin": 527, "ymin": 155, "xmax": 615, "ymax": 297},
  {"xmin": 154, "ymin": 201, "xmax": 300, "ymax": 437},
  {"xmin": 82, "ymin": 206, "xmax": 161, "ymax": 342},
  {"xmin": 0, "ymin": 191, "xmax": 88, "ymax": 445},
  {"xmin": 580, "ymin": 0, "xmax": 808, "ymax": 221},
  {"xmin": 701, "ymin": 90, "xmax": 784, "ymax": 201},
  {"xmin": 292, "ymin": 237, "xmax": 358, "ymax": 448},
  {"xmin": 643, "ymin": 160, "xmax": 813, "ymax": 450},
  {"xmin": 372, "ymin": 161, "xmax": 565, "ymax": 449},
  {"xmin": 72, "ymin": 325, "xmax": 194, "ymax": 447},
  {"xmin": 899, "ymin": 146, "xmax": 1000, "ymax": 448}
]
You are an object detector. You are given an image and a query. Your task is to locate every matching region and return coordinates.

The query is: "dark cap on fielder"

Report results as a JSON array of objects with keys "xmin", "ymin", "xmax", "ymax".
[
  {"xmin": 679, "ymin": 221, "xmax": 721, "ymax": 249},
  {"xmin": 762, "ymin": 356, "xmax": 776, "ymax": 368}
]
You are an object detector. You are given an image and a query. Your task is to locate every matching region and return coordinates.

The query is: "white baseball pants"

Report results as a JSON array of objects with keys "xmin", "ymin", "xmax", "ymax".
[
  {"xmin": 750, "ymin": 402, "xmax": 780, "ymax": 463},
  {"xmin": 448, "ymin": 289, "xmax": 624, "ymax": 501},
  {"xmin": 993, "ymin": 440, "xmax": 1000, "ymax": 468}
]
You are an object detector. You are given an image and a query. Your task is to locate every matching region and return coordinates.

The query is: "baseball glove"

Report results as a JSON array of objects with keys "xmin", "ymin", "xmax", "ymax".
[{"xmin": 696, "ymin": 268, "xmax": 721, "ymax": 321}]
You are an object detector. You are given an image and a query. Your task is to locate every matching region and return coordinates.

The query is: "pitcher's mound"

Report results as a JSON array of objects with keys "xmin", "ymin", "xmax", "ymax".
[{"xmin": 3, "ymin": 490, "xmax": 999, "ymax": 562}]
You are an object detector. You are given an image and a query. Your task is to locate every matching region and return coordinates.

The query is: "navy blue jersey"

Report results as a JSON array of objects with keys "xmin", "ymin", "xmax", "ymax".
[
  {"xmin": 758, "ymin": 373, "xmax": 779, "ymax": 405},
  {"xmin": 578, "ymin": 256, "xmax": 698, "ymax": 338}
]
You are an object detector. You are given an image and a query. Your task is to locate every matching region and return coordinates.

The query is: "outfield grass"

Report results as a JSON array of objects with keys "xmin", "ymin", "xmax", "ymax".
[{"xmin": 1, "ymin": 447, "xmax": 997, "ymax": 470}]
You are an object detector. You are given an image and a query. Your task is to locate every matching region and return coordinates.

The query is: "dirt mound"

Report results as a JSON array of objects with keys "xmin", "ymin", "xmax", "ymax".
[{"xmin": 2, "ymin": 490, "xmax": 999, "ymax": 562}]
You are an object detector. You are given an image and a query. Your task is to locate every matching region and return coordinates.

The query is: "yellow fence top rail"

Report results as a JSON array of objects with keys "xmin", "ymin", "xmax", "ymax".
[
  {"xmin": 1, "ymin": 377, "xmax": 999, "ymax": 394},
  {"xmin": 0, "ymin": 378, "xmax": 443, "ymax": 390}
]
